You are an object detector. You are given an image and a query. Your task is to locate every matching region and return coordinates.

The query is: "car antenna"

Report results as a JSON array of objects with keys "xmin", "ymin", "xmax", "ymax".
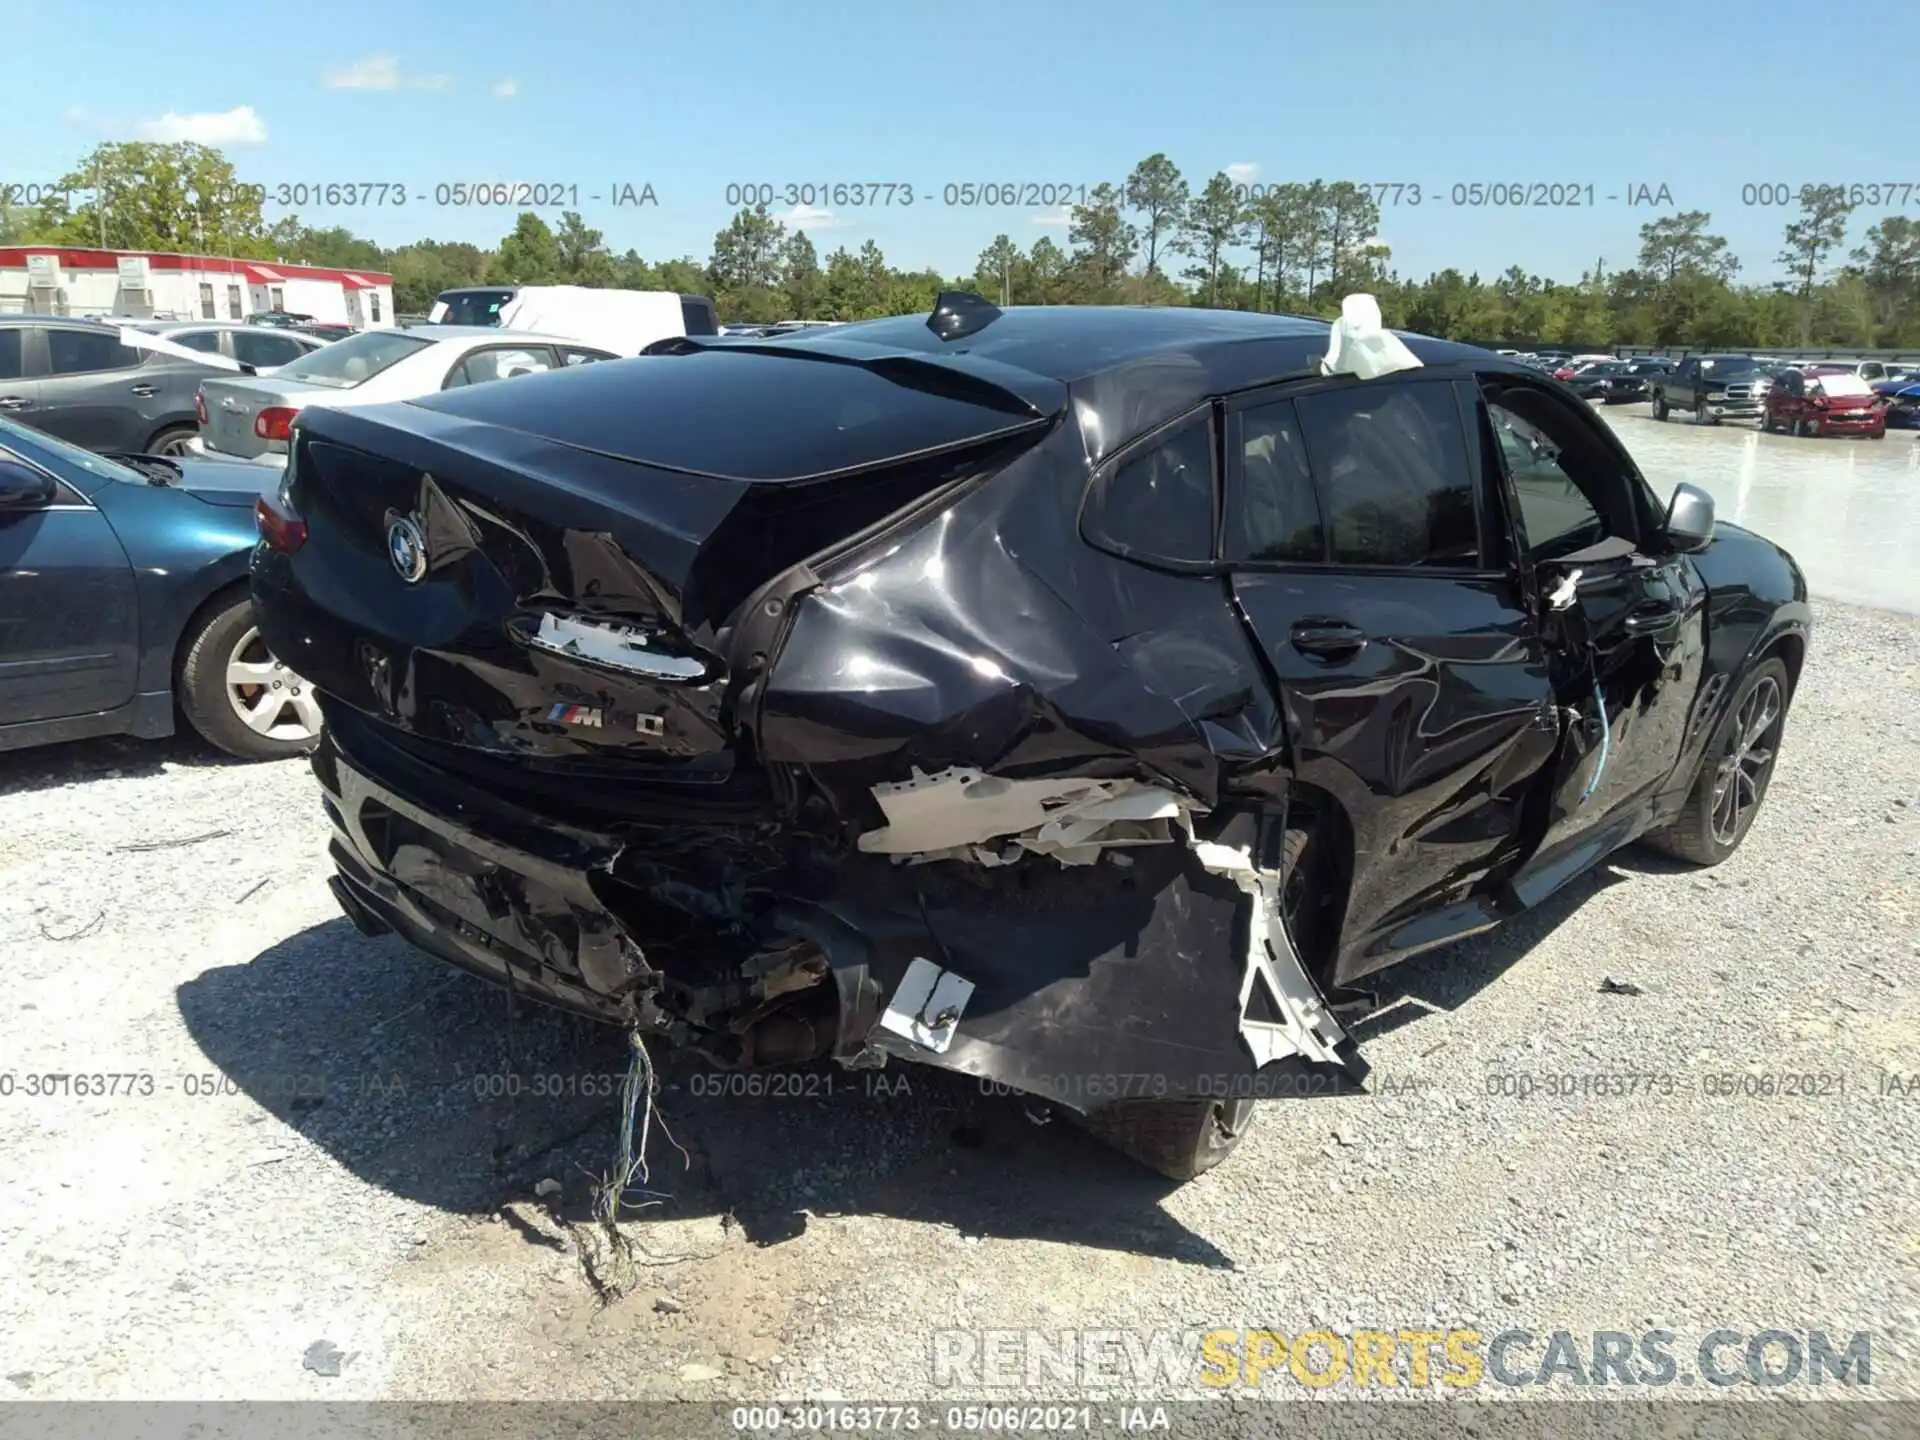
[{"xmin": 926, "ymin": 290, "xmax": 1001, "ymax": 342}]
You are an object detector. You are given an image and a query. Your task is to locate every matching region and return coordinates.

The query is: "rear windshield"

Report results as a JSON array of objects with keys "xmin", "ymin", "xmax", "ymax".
[
  {"xmin": 412, "ymin": 347, "xmax": 1053, "ymax": 481},
  {"xmin": 276, "ymin": 330, "xmax": 433, "ymax": 389},
  {"xmin": 432, "ymin": 289, "xmax": 516, "ymax": 326},
  {"xmin": 1700, "ymin": 356, "xmax": 1762, "ymax": 375}
]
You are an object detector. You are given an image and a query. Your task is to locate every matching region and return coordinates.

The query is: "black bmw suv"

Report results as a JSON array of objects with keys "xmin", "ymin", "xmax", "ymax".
[{"xmin": 252, "ymin": 295, "xmax": 1810, "ymax": 1180}]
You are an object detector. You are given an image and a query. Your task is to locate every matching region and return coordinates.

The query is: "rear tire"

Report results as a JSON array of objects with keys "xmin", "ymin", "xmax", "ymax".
[
  {"xmin": 1639, "ymin": 658, "xmax": 1790, "ymax": 867},
  {"xmin": 1652, "ymin": 392, "xmax": 1669, "ymax": 420},
  {"xmin": 1078, "ymin": 1095, "xmax": 1257, "ymax": 1182},
  {"xmin": 177, "ymin": 592, "xmax": 324, "ymax": 761},
  {"xmin": 148, "ymin": 424, "xmax": 198, "ymax": 457},
  {"xmin": 1075, "ymin": 826, "xmax": 1318, "ymax": 1181}
]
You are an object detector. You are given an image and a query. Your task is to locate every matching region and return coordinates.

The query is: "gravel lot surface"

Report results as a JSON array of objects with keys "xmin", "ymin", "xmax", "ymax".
[{"xmin": 1, "ymin": 421, "xmax": 1916, "ymax": 1417}]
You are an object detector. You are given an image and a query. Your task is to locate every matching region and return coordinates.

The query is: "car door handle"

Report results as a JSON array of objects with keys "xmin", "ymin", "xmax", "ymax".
[
  {"xmin": 129, "ymin": 383, "xmax": 158, "ymax": 397},
  {"xmin": 1290, "ymin": 620, "xmax": 1367, "ymax": 659}
]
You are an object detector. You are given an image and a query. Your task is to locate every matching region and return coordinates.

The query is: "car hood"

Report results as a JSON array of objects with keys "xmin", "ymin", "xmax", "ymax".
[{"xmin": 168, "ymin": 455, "xmax": 284, "ymax": 506}]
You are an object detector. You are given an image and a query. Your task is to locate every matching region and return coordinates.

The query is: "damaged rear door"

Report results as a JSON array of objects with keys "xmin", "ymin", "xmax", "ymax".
[{"xmin": 1222, "ymin": 375, "xmax": 1560, "ymax": 986}]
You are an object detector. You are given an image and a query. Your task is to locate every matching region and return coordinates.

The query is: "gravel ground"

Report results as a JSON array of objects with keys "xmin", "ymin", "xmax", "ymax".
[{"xmin": 1, "ymin": 471, "xmax": 1916, "ymax": 1415}]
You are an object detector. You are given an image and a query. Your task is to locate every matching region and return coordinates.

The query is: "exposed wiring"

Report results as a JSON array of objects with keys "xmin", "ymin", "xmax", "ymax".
[{"xmin": 1581, "ymin": 660, "xmax": 1612, "ymax": 803}]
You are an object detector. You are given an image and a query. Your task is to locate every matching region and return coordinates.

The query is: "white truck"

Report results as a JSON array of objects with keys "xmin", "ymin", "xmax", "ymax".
[{"xmin": 426, "ymin": 285, "xmax": 719, "ymax": 355}]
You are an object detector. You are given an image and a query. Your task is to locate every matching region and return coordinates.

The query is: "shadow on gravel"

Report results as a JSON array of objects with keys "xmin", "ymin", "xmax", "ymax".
[
  {"xmin": 0, "ymin": 729, "xmax": 265, "ymax": 800},
  {"xmin": 177, "ymin": 917, "xmax": 1227, "ymax": 1266}
]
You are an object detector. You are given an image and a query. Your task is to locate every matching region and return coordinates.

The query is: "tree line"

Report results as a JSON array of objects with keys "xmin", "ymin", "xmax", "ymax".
[{"xmin": 2, "ymin": 142, "xmax": 1914, "ymax": 348}]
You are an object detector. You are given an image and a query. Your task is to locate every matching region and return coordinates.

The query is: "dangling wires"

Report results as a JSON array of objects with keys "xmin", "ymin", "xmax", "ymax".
[{"xmin": 594, "ymin": 1026, "xmax": 688, "ymax": 1230}]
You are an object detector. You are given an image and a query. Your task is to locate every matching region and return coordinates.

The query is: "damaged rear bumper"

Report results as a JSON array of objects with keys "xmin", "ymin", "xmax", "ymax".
[{"xmin": 315, "ymin": 720, "xmax": 1367, "ymax": 1114}]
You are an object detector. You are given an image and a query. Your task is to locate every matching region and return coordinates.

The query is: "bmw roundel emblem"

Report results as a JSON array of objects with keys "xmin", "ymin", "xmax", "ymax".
[{"xmin": 387, "ymin": 516, "xmax": 428, "ymax": 583}]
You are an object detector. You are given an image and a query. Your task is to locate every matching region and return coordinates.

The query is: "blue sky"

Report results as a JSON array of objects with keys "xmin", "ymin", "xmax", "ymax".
[{"xmin": 6, "ymin": 0, "xmax": 1916, "ymax": 284}]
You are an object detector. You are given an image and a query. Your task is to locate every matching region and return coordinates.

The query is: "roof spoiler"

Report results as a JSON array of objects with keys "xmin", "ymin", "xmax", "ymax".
[{"xmin": 927, "ymin": 290, "xmax": 1002, "ymax": 342}]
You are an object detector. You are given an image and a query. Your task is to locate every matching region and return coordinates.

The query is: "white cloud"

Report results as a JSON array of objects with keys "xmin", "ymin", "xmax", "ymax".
[
  {"xmin": 324, "ymin": 53, "xmax": 400, "ymax": 90},
  {"xmin": 772, "ymin": 203, "xmax": 853, "ymax": 230},
  {"xmin": 323, "ymin": 53, "xmax": 452, "ymax": 92},
  {"xmin": 1031, "ymin": 204, "xmax": 1072, "ymax": 227},
  {"xmin": 491, "ymin": 78, "xmax": 520, "ymax": 99},
  {"xmin": 1225, "ymin": 162, "xmax": 1260, "ymax": 185},
  {"xmin": 134, "ymin": 106, "xmax": 268, "ymax": 146}
]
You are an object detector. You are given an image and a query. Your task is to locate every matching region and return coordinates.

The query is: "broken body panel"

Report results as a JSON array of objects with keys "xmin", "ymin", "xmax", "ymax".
[{"xmin": 252, "ymin": 299, "xmax": 1807, "ymax": 1121}]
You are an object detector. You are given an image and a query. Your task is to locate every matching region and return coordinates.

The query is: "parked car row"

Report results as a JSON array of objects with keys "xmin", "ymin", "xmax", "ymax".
[
  {"xmin": 0, "ymin": 317, "xmax": 329, "ymax": 456},
  {"xmin": 1505, "ymin": 343, "xmax": 1918, "ymax": 439}
]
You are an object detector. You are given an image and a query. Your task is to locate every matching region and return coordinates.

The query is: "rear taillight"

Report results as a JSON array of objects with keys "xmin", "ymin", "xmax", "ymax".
[
  {"xmin": 255, "ymin": 495, "xmax": 307, "ymax": 554},
  {"xmin": 254, "ymin": 406, "xmax": 297, "ymax": 442},
  {"xmin": 195, "ymin": 389, "xmax": 208, "ymax": 426}
]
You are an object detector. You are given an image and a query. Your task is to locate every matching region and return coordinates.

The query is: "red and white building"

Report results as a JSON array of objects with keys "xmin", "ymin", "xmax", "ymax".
[{"xmin": 0, "ymin": 247, "xmax": 395, "ymax": 329}]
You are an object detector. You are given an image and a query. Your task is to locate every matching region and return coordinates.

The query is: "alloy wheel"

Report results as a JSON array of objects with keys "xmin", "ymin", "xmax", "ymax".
[
  {"xmin": 224, "ymin": 625, "xmax": 323, "ymax": 742},
  {"xmin": 1708, "ymin": 676, "xmax": 1782, "ymax": 847},
  {"xmin": 156, "ymin": 433, "xmax": 198, "ymax": 456}
]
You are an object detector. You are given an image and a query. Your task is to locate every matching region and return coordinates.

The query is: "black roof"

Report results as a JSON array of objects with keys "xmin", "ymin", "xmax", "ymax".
[
  {"xmin": 760, "ymin": 304, "xmax": 1340, "ymax": 383},
  {"xmin": 399, "ymin": 301, "xmax": 1532, "ymax": 478}
]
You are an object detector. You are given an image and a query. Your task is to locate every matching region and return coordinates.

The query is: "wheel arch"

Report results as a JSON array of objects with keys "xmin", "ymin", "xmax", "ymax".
[
  {"xmin": 1280, "ymin": 779, "xmax": 1354, "ymax": 988},
  {"xmin": 171, "ymin": 575, "xmax": 254, "ymax": 696}
]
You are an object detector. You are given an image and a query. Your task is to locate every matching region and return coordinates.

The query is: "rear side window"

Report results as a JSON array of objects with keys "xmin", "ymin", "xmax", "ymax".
[
  {"xmin": 172, "ymin": 329, "xmax": 223, "ymax": 354},
  {"xmin": 0, "ymin": 329, "xmax": 21, "ymax": 380},
  {"xmin": 1081, "ymin": 415, "xmax": 1214, "ymax": 564},
  {"xmin": 561, "ymin": 347, "xmax": 613, "ymax": 366},
  {"xmin": 1292, "ymin": 382, "xmax": 1480, "ymax": 568},
  {"xmin": 232, "ymin": 331, "xmax": 308, "ymax": 368},
  {"xmin": 680, "ymin": 296, "xmax": 719, "ymax": 336},
  {"xmin": 450, "ymin": 346, "xmax": 555, "ymax": 388},
  {"xmin": 47, "ymin": 329, "xmax": 142, "ymax": 375}
]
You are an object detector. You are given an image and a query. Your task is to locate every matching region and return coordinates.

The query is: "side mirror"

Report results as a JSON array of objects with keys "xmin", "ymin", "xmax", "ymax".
[
  {"xmin": 1662, "ymin": 482, "xmax": 1715, "ymax": 553},
  {"xmin": 0, "ymin": 458, "xmax": 57, "ymax": 511}
]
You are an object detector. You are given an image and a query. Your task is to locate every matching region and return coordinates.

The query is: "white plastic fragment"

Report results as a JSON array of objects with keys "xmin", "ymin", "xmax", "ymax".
[
  {"xmin": 117, "ymin": 327, "xmax": 245, "ymax": 371},
  {"xmin": 1319, "ymin": 293, "xmax": 1423, "ymax": 381},
  {"xmin": 858, "ymin": 766, "xmax": 1200, "ymax": 867},
  {"xmin": 1190, "ymin": 840, "xmax": 1349, "ymax": 1069},
  {"xmin": 877, "ymin": 956, "xmax": 975, "ymax": 1054}
]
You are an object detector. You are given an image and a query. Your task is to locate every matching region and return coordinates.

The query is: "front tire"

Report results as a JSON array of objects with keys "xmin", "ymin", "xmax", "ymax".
[
  {"xmin": 177, "ymin": 592, "xmax": 324, "ymax": 761},
  {"xmin": 1640, "ymin": 658, "xmax": 1790, "ymax": 867},
  {"xmin": 1696, "ymin": 399, "xmax": 1717, "ymax": 426},
  {"xmin": 1652, "ymin": 392, "xmax": 1669, "ymax": 420}
]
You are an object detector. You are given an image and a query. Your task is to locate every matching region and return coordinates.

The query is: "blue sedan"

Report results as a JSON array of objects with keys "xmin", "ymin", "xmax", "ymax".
[
  {"xmin": 1872, "ymin": 371, "xmax": 1920, "ymax": 429},
  {"xmin": 0, "ymin": 416, "xmax": 320, "ymax": 760}
]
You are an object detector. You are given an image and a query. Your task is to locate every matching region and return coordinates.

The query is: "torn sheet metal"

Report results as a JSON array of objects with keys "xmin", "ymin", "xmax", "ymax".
[
  {"xmin": 1190, "ymin": 839, "xmax": 1349, "ymax": 1069},
  {"xmin": 1319, "ymin": 293, "xmax": 1422, "ymax": 380},
  {"xmin": 857, "ymin": 766, "xmax": 1201, "ymax": 867}
]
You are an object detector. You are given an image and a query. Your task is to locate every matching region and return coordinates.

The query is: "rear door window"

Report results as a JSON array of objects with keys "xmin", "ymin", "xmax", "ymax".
[
  {"xmin": 1227, "ymin": 399, "xmax": 1324, "ymax": 562},
  {"xmin": 561, "ymin": 347, "xmax": 614, "ymax": 366},
  {"xmin": 47, "ymin": 328, "xmax": 143, "ymax": 375},
  {"xmin": 1292, "ymin": 381, "xmax": 1481, "ymax": 568}
]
